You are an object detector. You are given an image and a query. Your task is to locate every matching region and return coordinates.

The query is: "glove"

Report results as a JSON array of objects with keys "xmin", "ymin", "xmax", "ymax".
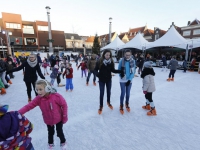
[
  {"xmin": 126, "ymin": 80, "xmax": 131, "ymax": 86},
  {"xmin": 62, "ymin": 116, "xmax": 68, "ymax": 124},
  {"xmin": 120, "ymin": 71, "xmax": 125, "ymax": 79},
  {"xmin": 143, "ymin": 91, "xmax": 147, "ymax": 94}
]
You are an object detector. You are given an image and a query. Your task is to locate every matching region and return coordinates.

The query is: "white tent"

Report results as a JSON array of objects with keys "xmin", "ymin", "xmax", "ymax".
[
  {"xmin": 174, "ymin": 38, "xmax": 200, "ymax": 49},
  {"xmin": 119, "ymin": 32, "xmax": 150, "ymax": 50},
  {"xmin": 100, "ymin": 36, "xmax": 125, "ymax": 51},
  {"xmin": 147, "ymin": 26, "xmax": 187, "ymax": 49}
]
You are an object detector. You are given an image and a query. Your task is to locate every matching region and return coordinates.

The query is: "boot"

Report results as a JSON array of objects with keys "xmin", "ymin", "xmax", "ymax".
[
  {"xmin": 93, "ymin": 82, "xmax": 96, "ymax": 86},
  {"xmin": 0, "ymin": 88, "xmax": 6, "ymax": 95},
  {"xmin": 8, "ymin": 80, "xmax": 12, "ymax": 84},
  {"xmin": 125, "ymin": 102, "xmax": 130, "ymax": 112},
  {"xmin": 142, "ymin": 103, "xmax": 151, "ymax": 110},
  {"xmin": 28, "ymin": 97, "xmax": 32, "ymax": 103},
  {"xmin": 171, "ymin": 78, "xmax": 174, "ymax": 81},
  {"xmin": 147, "ymin": 107, "xmax": 157, "ymax": 116},
  {"xmin": 119, "ymin": 104, "xmax": 124, "ymax": 115},
  {"xmin": 107, "ymin": 102, "xmax": 113, "ymax": 110},
  {"xmin": 166, "ymin": 78, "xmax": 171, "ymax": 81},
  {"xmin": 98, "ymin": 106, "xmax": 103, "ymax": 115},
  {"xmin": 86, "ymin": 82, "xmax": 89, "ymax": 86}
]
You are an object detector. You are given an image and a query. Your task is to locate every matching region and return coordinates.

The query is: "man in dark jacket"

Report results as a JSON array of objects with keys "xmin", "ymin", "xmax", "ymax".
[
  {"xmin": 161, "ymin": 54, "xmax": 167, "ymax": 71},
  {"xmin": 86, "ymin": 54, "xmax": 97, "ymax": 86},
  {"xmin": 6, "ymin": 54, "xmax": 45, "ymax": 102},
  {"xmin": 137, "ymin": 54, "xmax": 144, "ymax": 74}
]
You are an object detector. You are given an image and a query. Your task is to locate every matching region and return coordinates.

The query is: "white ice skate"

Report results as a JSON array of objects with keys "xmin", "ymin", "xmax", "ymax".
[{"xmin": 60, "ymin": 142, "xmax": 67, "ymax": 150}]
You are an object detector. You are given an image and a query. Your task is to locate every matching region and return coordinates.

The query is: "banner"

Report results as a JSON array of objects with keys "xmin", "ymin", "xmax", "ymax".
[
  {"xmin": 10, "ymin": 37, "xmax": 23, "ymax": 45},
  {"xmin": 26, "ymin": 38, "xmax": 37, "ymax": 45}
]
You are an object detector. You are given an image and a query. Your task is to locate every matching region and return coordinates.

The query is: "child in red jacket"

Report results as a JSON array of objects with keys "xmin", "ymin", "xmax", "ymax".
[
  {"xmin": 18, "ymin": 79, "xmax": 68, "ymax": 150},
  {"xmin": 78, "ymin": 60, "xmax": 87, "ymax": 77},
  {"xmin": 63, "ymin": 63, "xmax": 73, "ymax": 92}
]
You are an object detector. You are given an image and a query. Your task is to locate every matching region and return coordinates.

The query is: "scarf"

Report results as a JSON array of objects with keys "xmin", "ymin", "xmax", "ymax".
[
  {"xmin": 27, "ymin": 57, "xmax": 38, "ymax": 68},
  {"xmin": 141, "ymin": 68, "xmax": 155, "ymax": 78},
  {"xmin": 103, "ymin": 59, "xmax": 111, "ymax": 66},
  {"xmin": 121, "ymin": 57, "xmax": 135, "ymax": 73}
]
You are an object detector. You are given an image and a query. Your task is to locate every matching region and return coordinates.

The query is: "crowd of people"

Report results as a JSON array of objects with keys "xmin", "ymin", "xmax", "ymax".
[{"xmin": 0, "ymin": 49, "xmax": 200, "ymax": 150}]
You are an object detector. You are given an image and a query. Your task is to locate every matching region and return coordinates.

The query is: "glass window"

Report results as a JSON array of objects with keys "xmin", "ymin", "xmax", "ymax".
[
  {"xmin": 38, "ymin": 26, "xmax": 48, "ymax": 31},
  {"xmin": 5, "ymin": 23, "xmax": 21, "ymax": 29},
  {"xmin": 23, "ymin": 25, "xmax": 33, "ymax": 29},
  {"xmin": 183, "ymin": 30, "xmax": 191, "ymax": 36},
  {"xmin": 193, "ymin": 29, "xmax": 200, "ymax": 35}
]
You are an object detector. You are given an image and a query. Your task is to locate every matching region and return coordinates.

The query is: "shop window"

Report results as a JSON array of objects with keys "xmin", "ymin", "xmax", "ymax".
[{"xmin": 6, "ymin": 23, "xmax": 21, "ymax": 29}]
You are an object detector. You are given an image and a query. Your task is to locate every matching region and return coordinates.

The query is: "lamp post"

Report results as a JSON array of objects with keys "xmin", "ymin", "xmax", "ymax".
[
  {"xmin": 0, "ymin": 38, "xmax": 4, "ymax": 58},
  {"xmin": 2, "ymin": 30, "xmax": 12, "ymax": 56},
  {"xmin": 109, "ymin": 17, "xmax": 112, "ymax": 43},
  {"xmin": 45, "ymin": 6, "xmax": 53, "ymax": 54}
]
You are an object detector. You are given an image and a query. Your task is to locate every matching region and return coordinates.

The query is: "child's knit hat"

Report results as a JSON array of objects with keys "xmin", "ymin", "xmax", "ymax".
[
  {"xmin": 0, "ymin": 105, "xmax": 9, "ymax": 116},
  {"xmin": 144, "ymin": 61, "xmax": 153, "ymax": 68}
]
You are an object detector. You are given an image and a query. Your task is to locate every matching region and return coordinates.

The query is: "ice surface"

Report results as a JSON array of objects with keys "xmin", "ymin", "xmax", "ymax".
[{"xmin": 1, "ymin": 63, "xmax": 200, "ymax": 150}]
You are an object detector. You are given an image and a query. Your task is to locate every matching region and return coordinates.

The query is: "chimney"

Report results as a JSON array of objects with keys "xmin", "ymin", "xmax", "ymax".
[{"xmin": 188, "ymin": 21, "xmax": 191, "ymax": 25}]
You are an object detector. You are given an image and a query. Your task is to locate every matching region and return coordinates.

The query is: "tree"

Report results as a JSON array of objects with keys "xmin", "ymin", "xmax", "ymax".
[{"xmin": 92, "ymin": 34, "xmax": 100, "ymax": 55}]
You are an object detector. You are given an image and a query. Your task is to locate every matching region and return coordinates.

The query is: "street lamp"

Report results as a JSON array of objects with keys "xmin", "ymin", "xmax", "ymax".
[
  {"xmin": 109, "ymin": 17, "xmax": 112, "ymax": 43},
  {"xmin": 45, "ymin": 6, "xmax": 53, "ymax": 54},
  {"xmin": 0, "ymin": 38, "xmax": 4, "ymax": 58},
  {"xmin": 2, "ymin": 30, "xmax": 12, "ymax": 56}
]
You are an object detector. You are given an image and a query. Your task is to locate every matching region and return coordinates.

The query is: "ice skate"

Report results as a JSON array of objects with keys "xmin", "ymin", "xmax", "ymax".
[
  {"xmin": 119, "ymin": 104, "xmax": 124, "ymax": 115},
  {"xmin": 142, "ymin": 104, "xmax": 151, "ymax": 110},
  {"xmin": 107, "ymin": 102, "xmax": 113, "ymax": 110},
  {"xmin": 125, "ymin": 103, "xmax": 130, "ymax": 112},
  {"xmin": 98, "ymin": 106, "xmax": 103, "ymax": 115},
  {"xmin": 147, "ymin": 107, "xmax": 157, "ymax": 116}
]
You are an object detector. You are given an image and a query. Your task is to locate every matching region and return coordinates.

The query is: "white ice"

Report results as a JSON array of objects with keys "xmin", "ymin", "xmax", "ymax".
[{"xmin": 1, "ymin": 63, "xmax": 200, "ymax": 150}]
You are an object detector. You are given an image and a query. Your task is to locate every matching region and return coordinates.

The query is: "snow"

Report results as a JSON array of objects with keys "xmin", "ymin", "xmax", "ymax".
[{"xmin": 1, "ymin": 63, "xmax": 200, "ymax": 150}]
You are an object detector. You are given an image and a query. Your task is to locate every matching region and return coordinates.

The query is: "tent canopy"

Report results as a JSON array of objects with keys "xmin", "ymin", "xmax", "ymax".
[
  {"xmin": 147, "ymin": 26, "xmax": 187, "ymax": 49},
  {"xmin": 100, "ymin": 36, "xmax": 124, "ymax": 51},
  {"xmin": 119, "ymin": 32, "xmax": 149, "ymax": 50},
  {"xmin": 175, "ymin": 38, "xmax": 200, "ymax": 49}
]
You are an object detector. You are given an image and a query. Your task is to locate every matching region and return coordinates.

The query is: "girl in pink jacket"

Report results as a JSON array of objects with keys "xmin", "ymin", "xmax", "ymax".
[{"xmin": 18, "ymin": 79, "xmax": 68, "ymax": 150}]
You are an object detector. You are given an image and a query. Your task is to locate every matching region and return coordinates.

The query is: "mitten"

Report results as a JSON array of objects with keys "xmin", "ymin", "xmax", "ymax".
[
  {"xmin": 62, "ymin": 115, "xmax": 68, "ymax": 124},
  {"xmin": 143, "ymin": 91, "xmax": 147, "ymax": 94},
  {"xmin": 126, "ymin": 80, "xmax": 131, "ymax": 86}
]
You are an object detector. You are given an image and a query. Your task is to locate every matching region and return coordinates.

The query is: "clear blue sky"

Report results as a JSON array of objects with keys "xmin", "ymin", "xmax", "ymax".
[{"xmin": 0, "ymin": 0, "xmax": 200, "ymax": 36}]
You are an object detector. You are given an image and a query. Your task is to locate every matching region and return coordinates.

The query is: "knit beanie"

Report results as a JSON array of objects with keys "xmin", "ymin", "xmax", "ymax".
[
  {"xmin": 0, "ymin": 105, "xmax": 9, "ymax": 116},
  {"xmin": 144, "ymin": 61, "xmax": 153, "ymax": 68}
]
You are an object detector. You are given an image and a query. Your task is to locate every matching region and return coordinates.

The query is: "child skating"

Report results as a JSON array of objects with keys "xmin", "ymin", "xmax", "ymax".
[
  {"xmin": 63, "ymin": 63, "xmax": 73, "ymax": 92},
  {"xmin": 18, "ymin": 79, "xmax": 68, "ymax": 150},
  {"xmin": 78, "ymin": 60, "xmax": 87, "ymax": 78},
  {"xmin": 141, "ymin": 61, "xmax": 157, "ymax": 116},
  {"xmin": 42, "ymin": 59, "xmax": 49, "ymax": 75}
]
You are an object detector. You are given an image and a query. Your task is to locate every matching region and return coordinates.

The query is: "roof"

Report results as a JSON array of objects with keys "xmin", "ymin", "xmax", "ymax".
[
  {"xmin": 85, "ymin": 36, "xmax": 95, "ymax": 42},
  {"xmin": 189, "ymin": 19, "xmax": 200, "ymax": 26},
  {"xmin": 98, "ymin": 32, "xmax": 115, "ymax": 41},
  {"xmin": 143, "ymin": 29, "xmax": 154, "ymax": 36},
  {"xmin": 128, "ymin": 26, "xmax": 146, "ymax": 39},
  {"xmin": 64, "ymin": 33, "xmax": 81, "ymax": 40}
]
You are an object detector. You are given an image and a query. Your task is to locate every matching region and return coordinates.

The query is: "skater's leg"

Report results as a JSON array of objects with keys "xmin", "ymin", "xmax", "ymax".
[
  {"xmin": 25, "ymin": 81, "xmax": 32, "ymax": 99},
  {"xmin": 56, "ymin": 122, "xmax": 66, "ymax": 144},
  {"xmin": 99, "ymin": 81, "xmax": 105, "ymax": 106},
  {"xmin": 120, "ymin": 82, "xmax": 126, "ymax": 105},
  {"xmin": 47, "ymin": 124, "xmax": 55, "ymax": 144},
  {"xmin": 125, "ymin": 83, "xmax": 132, "ymax": 104},
  {"xmin": 106, "ymin": 80, "xmax": 112, "ymax": 104},
  {"xmin": 69, "ymin": 78, "xmax": 73, "ymax": 90},
  {"xmin": 31, "ymin": 80, "xmax": 37, "ymax": 96}
]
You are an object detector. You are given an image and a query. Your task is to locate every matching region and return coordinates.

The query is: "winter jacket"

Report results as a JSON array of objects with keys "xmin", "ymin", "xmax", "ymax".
[
  {"xmin": 137, "ymin": 57, "xmax": 144, "ymax": 68},
  {"xmin": 191, "ymin": 59, "xmax": 196, "ymax": 66},
  {"xmin": 19, "ymin": 93, "xmax": 68, "ymax": 126},
  {"xmin": 94, "ymin": 61, "xmax": 122, "ymax": 82},
  {"xmin": 37, "ymin": 55, "xmax": 42, "ymax": 63},
  {"xmin": 42, "ymin": 62, "xmax": 49, "ymax": 68},
  {"xmin": 118, "ymin": 58, "xmax": 135, "ymax": 83},
  {"xmin": 78, "ymin": 62, "xmax": 87, "ymax": 70},
  {"xmin": 141, "ymin": 68, "xmax": 156, "ymax": 93},
  {"xmin": 87, "ymin": 55, "xmax": 97, "ymax": 71},
  {"xmin": 63, "ymin": 68, "xmax": 73, "ymax": 79},
  {"xmin": 168, "ymin": 59, "xmax": 178, "ymax": 70},
  {"xmin": 161, "ymin": 56, "xmax": 167, "ymax": 66},
  {"xmin": 0, "ymin": 60, "xmax": 7, "ymax": 72},
  {"xmin": 50, "ymin": 68, "xmax": 59, "ymax": 79},
  {"xmin": 6, "ymin": 61, "xmax": 45, "ymax": 82},
  {"xmin": 0, "ymin": 111, "xmax": 33, "ymax": 150}
]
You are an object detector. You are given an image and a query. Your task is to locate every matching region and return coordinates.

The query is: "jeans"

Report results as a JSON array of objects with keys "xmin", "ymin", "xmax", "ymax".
[
  {"xmin": 51, "ymin": 78, "xmax": 55, "ymax": 85},
  {"xmin": 86, "ymin": 70, "xmax": 96, "ymax": 82},
  {"xmin": 47, "ymin": 121, "xmax": 66, "ymax": 144},
  {"xmin": 120, "ymin": 82, "xmax": 132, "ymax": 105},
  {"xmin": 81, "ymin": 69, "xmax": 86, "ymax": 77},
  {"xmin": 66, "ymin": 78, "xmax": 73, "ymax": 90},
  {"xmin": 169, "ymin": 70, "xmax": 176, "ymax": 78},
  {"xmin": 1, "ymin": 71, "xmax": 8, "ymax": 85},
  {"xmin": 99, "ymin": 80, "xmax": 112, "ymax": 106},
  {"xmin": 25, "ymin": 81, "xmax": 37, "ymax": 98}
]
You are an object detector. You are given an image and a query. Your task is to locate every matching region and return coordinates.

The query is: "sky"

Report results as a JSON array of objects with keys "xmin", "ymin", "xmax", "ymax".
[{"xmin": 0, "ymin": 0, "xmax": 200, "ymax": 36}]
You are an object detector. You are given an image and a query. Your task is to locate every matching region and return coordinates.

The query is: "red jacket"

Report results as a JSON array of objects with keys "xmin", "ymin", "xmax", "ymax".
[
  {"xmin": 63, "ymin": 68, "xmax": 73, "ymax": 78},
  {"xmin": 78, "ymin": 62, "xmax": 87, "ymax": 70}
]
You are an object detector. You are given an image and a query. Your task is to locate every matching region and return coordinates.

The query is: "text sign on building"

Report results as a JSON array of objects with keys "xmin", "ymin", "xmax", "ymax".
[{"xmin": 26, "ymin": 38, "xmax": 37, "ymax": 45}]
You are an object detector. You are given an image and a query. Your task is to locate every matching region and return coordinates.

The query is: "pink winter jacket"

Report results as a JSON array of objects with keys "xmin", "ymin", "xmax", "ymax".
[{"xmin": 19, "ymin": 93, "xmax": 68, "ymax": 126}]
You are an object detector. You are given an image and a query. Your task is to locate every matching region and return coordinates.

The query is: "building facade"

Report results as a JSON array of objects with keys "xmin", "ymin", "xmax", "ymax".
[
  {"xmin": 98, "ymin": 32, "xmax": 117, "ymax": 47},
  {"xmin": 0, "ymin": 12, "xmax": 66, "ymax": 55}
]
